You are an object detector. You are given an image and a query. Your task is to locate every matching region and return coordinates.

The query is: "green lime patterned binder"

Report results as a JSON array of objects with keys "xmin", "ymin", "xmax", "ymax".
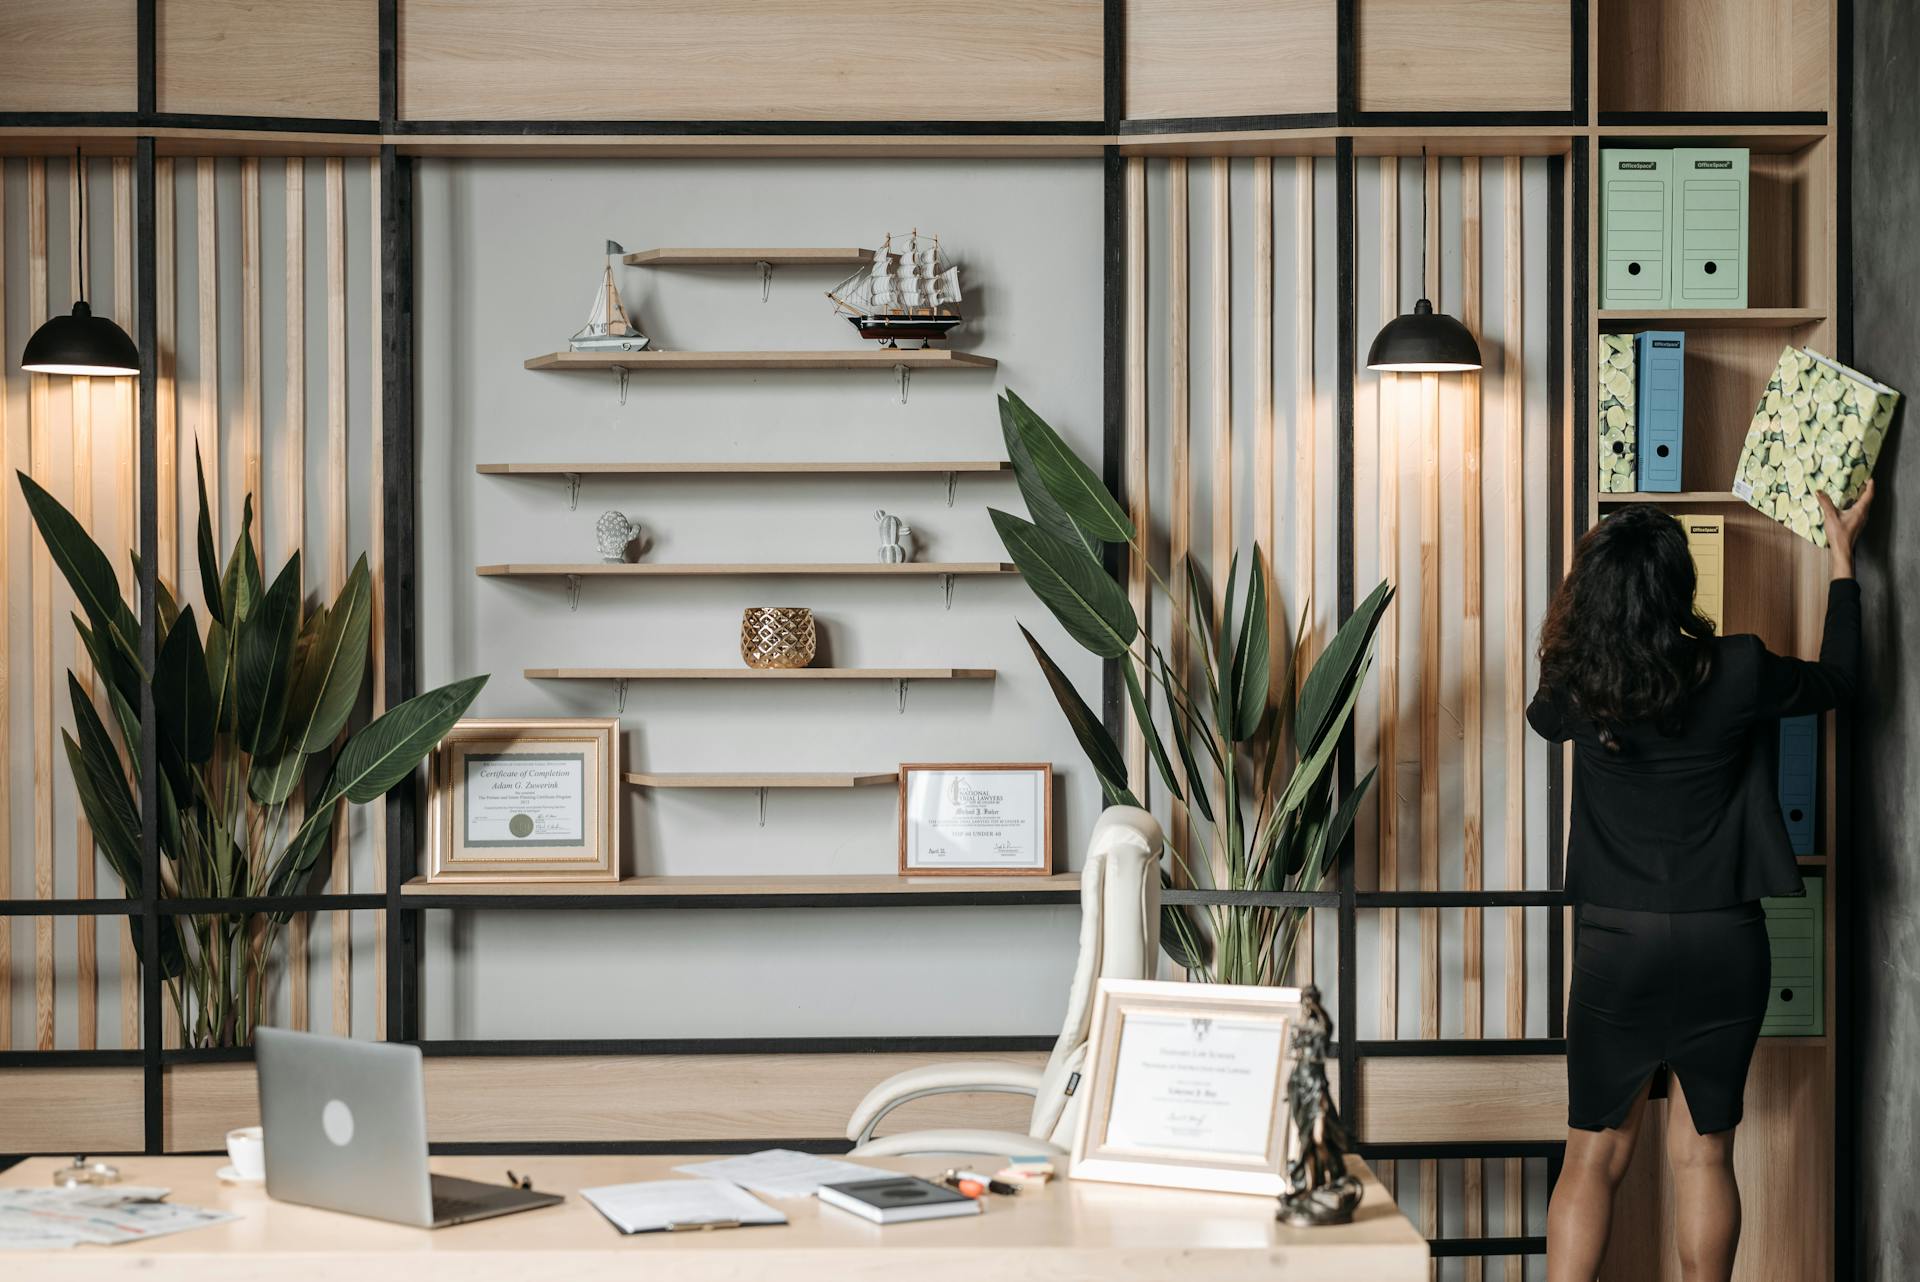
[
  {"xmin": 1598, "ymin": 333, "xmax": 1637, "ymax": 492},
  {"xmin": 1731, "ymin": 347, "xmax": 1900, "ymax": 546}
]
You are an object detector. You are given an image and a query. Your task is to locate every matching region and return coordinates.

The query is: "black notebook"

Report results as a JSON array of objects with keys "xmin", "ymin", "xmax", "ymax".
[{"xmin": 816, "ymin": 1176, "xmax": 982, "ymax": 1225}]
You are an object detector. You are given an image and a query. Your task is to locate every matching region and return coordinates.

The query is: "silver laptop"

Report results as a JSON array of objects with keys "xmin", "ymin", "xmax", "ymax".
[{"xmin": 256, "ymin": 1027, "xmax": 562, "ymax": 1228}]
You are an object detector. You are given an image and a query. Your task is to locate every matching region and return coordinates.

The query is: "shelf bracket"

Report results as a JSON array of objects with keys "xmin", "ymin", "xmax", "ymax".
[
  {"xmin": 941, "ymin": 573, "xmax": 956, "ymax": 610},
  {"xmin": 894, "ymin": 363, "xmax": 910, "ymax": 405},
  {"xmin": 755, "ymin": 259, "xmax": 774, "ymax": 302},
  {"xmin": 896, "ymin": 678, "xmax": 910, "ymax": 714},
  {"xmin": 614, "ymin": 365, "xmax": 631, "ymax": 406},
  {"xmin": 612, "ymin": 678, "xmax": 629, "ymax": 714},
  {"xmin": 757, "ymin": 787, "xmax": 770, "ymax": 828},
  {"xmin": 564, "ymin": 472, "xmax": 582, "ymax": 511},
  {"xmin": 944, "ymin": 470, "xmax": 958, "ymax": 507},
  {"xmin": 565, "ymin": 574, "xmax": 582, "ymax": 612}
]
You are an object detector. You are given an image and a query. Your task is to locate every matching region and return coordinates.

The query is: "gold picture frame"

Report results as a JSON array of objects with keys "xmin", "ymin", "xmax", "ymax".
[
  {"xmin": 897, "ymin": 762, "xmax": 1053, "ymax": 875},
  {"xmin": 1069, "ymin": 978, "xmax": 1301, "ymax": 1196},
  {"xmin": 426, "ymin": 717, "xmax": 621, "ymax": 883}
]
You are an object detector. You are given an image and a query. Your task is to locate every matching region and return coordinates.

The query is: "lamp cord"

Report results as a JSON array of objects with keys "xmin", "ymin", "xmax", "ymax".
[{"xmin": 73, "ymin": 147, "xmax": 88, "ymax": 304}]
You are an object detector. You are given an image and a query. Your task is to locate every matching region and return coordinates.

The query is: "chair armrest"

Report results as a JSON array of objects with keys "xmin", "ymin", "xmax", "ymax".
[
  {"xmin": 845, "ymin": 1061, "xmax": 1047, "ymax": 1145},
  {"xmin": 849, "ymin": 1128, "xmax": 1070, "ymax": 1161}
]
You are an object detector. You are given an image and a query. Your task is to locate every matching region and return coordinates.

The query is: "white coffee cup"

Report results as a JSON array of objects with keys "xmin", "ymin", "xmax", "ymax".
[{"xmin": 226, "ymin": 1126, "xmax": 265, "ymax": 1181}]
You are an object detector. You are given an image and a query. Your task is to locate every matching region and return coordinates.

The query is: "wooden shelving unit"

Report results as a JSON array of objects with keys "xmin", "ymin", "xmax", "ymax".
[
  {"xmin": 478, "ymin": 460, "xmax": 1010, "ymax": 476},
  {"xmin": 622, "ymin": 247, "xmax": 872, "ymax": 267},
  {"xmin": 400, "ymin": 873, "xmax": 1081, "ymax": 908},
  {"xmin": 624, "ymin": 771, "xmax": 898, "ymax": 789},
  {"xmin": 528, "ymin": 667, "xmax": 995, "ymax": 681},
  {"xmin": 524, "ymin": 349, "xmax": 995, "ymax": 372},
  {"xmin": 478, "ymin": 561, "xmax": 1015, "ymax": 578},
  {"xmin": 1596, "ymin": 307, "xmax": 1827, "ymax": 329}
]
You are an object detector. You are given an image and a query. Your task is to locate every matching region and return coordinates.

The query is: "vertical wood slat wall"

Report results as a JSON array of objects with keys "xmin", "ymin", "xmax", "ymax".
[
  {"xmin": 1123, "ymin": 153, "xmax": 1551, "ymax": 1273},
  {"xmin": 0, "ymin": 156, "xmax": 381, "ymax": 1051}
]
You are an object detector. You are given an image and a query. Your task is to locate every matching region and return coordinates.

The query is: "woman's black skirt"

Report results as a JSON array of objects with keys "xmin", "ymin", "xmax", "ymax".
[{"xmin": 1567, "ymin": 901, "xmax": 1771, "ymax": 1135}]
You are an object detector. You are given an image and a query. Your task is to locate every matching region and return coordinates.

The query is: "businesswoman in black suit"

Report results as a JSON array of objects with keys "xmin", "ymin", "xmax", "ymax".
[{"xmin": 1531, "ymin": 485, "xmax": 1871, "ymax": 1282}]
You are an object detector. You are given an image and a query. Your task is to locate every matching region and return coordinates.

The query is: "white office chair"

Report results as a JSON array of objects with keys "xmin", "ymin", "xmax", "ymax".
[{"xmin": 846, "ymin": 805, "xmax": 1164, "ymax": 1159}]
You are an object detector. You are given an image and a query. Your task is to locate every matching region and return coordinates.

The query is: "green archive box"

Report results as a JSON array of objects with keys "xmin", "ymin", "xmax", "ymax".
[
  {"xmin": 1601, "ymin": 149, "xmax": 1672, "ymax": 309},
  {"xmin": 1670, "ymin": 148, "xmax": 1750, "ymax": 309},
  {"xmin": 1760, "ymin": 876, "xmax": 1824, "ymax": 1037}
]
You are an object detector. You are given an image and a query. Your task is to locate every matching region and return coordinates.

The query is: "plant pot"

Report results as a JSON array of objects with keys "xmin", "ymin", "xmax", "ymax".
[{"xmin": 741, "ymin": 607, "xmax": 816, "ymax": 669}]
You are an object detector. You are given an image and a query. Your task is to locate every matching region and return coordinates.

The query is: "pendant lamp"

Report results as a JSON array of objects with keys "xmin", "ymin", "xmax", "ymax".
[
  {"xmin": 1367, "ymin": 150, "xmax": 1482, "ymax": 374},
  {"xmin": 21, "ymin": 154, "xmax": 139, "ymax": 378}
]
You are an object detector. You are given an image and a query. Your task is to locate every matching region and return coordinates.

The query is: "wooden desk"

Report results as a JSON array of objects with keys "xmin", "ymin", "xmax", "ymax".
[{"xmin": 2, "ymin": 1153, "xmax": 1429, "ymax": 1280}]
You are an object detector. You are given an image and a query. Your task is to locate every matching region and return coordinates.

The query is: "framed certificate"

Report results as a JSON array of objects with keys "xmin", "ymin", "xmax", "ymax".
[
  {"xmin": 426, "ymin": 718, "xmax": 621, "ymax": 883},
  {"xmin": 897, "ymin": 763, "xmax": 1052, "ymax": 876},
  {"xmin": 1070, "ymin": 979, "xmax": 1301, "ymax": 1196}
]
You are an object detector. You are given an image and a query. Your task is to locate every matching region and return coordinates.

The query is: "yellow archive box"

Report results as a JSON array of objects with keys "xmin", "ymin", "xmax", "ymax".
[{"xmin": 1679, "ymin": 513, "xmax": 1725, "ymax": 632}]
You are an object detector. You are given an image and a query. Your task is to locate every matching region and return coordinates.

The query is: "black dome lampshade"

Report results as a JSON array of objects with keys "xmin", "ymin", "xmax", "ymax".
[
  {"xmin": 1366, "ymin": 298, "xmax": 1482, "ymax": 373},
  {"xmin": 21, "ymin": 300, "xmax": 139, "ymax": 377},
  {"xmin": 20, "ymin": 151, "xmax": 139, "ymax": 379}
]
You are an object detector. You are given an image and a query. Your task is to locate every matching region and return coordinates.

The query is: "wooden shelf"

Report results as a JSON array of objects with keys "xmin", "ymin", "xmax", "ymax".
[
  {"xmin": 399, "ymin": 873, "xmax": 1082, "ymax": 908},
  {"xmin": 477, "ymin": 460, "xmax": 1010, "ymax": 476},
  {"xmin": 625, "ymin": 771, "xmax": 898, "ymax": 789},
  {"xmin": 478, "ymin": 562, "xmax": 1016, "ymax": 577},
  {"xmin": 1596, "ymin": 307, "xmax": 1826, "ymax": 329},
  {"xmin": 623, "ymin": 247, "xmax": 872, "ymax": 267},
  {"xmin": 524, "ymin": 349, "xmax": 996, "ymax": 372},
  {"xmin": 1598, "ymin": 491, "xmax": 1746, "ymax": 505},
  {"xmin": 529, "ymin": 667, "xmax": 995, "ymax": 681}
]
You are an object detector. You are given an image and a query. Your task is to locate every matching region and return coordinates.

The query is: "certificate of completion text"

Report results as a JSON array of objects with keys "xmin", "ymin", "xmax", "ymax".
[{"xmin": 463, "ymin": 752, "xmax": 587, "ymax": 847}]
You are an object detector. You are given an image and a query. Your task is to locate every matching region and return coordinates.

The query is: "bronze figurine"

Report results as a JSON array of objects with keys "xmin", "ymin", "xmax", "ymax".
[{"xmin": 1276, "ymin": 984, "xmax": 1363, "ymax": 1227}]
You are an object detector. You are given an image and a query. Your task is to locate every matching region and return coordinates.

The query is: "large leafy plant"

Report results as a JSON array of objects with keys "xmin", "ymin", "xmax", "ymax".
[
  {"xmin": 990, "ymin": 391, "xmax": 1391, "ymax": 985},
  {"xmin": 20, "ymin": 456, "xmax": 486, "ymax": 1046}
]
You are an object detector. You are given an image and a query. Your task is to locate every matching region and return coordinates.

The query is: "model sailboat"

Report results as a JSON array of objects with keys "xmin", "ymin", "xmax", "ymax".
[
  {"xmin": 826, "ymin": 230, "xmax": 964, "ymax": 347},
  {"xmin": 570, "ymin": 240, "xmax": 649, "ymax": 352}
]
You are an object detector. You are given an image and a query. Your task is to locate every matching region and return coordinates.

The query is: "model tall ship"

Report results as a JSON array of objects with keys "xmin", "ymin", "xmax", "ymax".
[
  {"xmin": 827, "ymin": 230, "xmax": 964, "ymax": 347},
  {"xmin": 570, "ymin": 240, "xmax": 649, "ymax": 352}
]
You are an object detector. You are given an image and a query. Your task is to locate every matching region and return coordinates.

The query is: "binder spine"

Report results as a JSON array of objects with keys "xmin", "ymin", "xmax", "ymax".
[
  {"xmin": 1777, "ymin": 714, "xmax": 1819, "ymax": 855},
  {"xmin": 1635, "ymin": 330, "xmax": 1686, "ymax": 492}
]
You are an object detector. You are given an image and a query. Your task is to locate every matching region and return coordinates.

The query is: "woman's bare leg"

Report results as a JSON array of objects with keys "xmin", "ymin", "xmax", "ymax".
[
  {"xmin": 1664, "ymin": 1074, "xmax": 1740, "ymax": 1282},
  {"xmin": 1547, "ymin": 1078, "xmax": 1653, "ymax": 1282}
]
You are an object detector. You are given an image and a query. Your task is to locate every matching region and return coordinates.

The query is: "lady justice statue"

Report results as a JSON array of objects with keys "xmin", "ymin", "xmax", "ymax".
[{"xmin": 1276, "ymin": 985, "xmax": 1364, "ymax": 1227}]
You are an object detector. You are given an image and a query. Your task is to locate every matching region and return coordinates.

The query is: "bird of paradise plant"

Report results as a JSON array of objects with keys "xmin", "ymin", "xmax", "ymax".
[
  {"xmin": 988, "ymin": 391, "xmax": 1391, "ymax": 985},
  {"xmin": 19, "ymin": 454, "xmax": 486, "ymax": 1046}
]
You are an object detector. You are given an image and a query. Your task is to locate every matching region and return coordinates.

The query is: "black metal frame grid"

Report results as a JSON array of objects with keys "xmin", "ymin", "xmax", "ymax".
[{"xmin": 0, "ymin": 0, "xmax": 1856, "ymax": 1265}]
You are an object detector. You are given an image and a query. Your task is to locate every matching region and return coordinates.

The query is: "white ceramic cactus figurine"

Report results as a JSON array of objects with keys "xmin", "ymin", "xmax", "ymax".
[
  {"xmin": 595, "ymin": 511, "xmax": 640, "ymax": 563},
  {"xmin": 875, "ymin": 509, "xmax": 912, "ymax": 563}
]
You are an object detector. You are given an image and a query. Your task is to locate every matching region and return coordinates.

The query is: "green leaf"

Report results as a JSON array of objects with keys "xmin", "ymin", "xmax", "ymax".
[
  {"xmin": 1159, "ymin": 653, "xmax": 1218, "ymax": 825},
  {"xmin": 1121, "ymin": 654, "xmax": 1183, "ymax": 802},
  {"xmin": 1311, "ymin": 766, "xmax": 1377, "ymax": 883},
  {"xmin": 130, "ymin": 550, "xmax": 182, "ymax": 634},
  {"xmin": 195, "ymin": 448, "xmax": 225, "ymax": 626},
  {"xmin": 1275, "ymin": 655, "xmax": 1373, "ymax": 821},
  {"xmin": 1000, "ymin": 390, "xmax": 1134, "ymax": 544},
  {"xmin": 154, "ymin": 605, "xmax": 216, "ymax": 765},
  {"xmin": 324, "ymin": 674, "xmax": 488, "ymax": 806},
  {"xmin": 221, "ymin": 494, "xmax": 260, "ymax": 627},
  {"xmin": 285, "ymin": 556, "xmax": 372, "ymax": 753},
  {"xmin": 74, "ymin": 614, "xmax": 142, "ymax": 734},
  {"xmin": 205, "ymin": 617, "xmax": 236, "ymax": 733},
  {"xmin": 18, "ymin": 470, "xmax": 141, "ymax": 666},
  {"xmin": 1018, "ymin": 625, "xmax": 1138, "ymax": 808},
  {"xmin": 1297, "ymin": 579, "xmax": 1393, "ymax": 759},
  {"xmin": 234, "ymin": 552, "xmax": 301, "ymax": 757},
  {"xmin": 1000, "ymin": 394, "xmax": 1097, "ymax": 557},
  {"xmin": 66, "ymin": 678, "xmax": 139, "ymax": 878},
  {"xmin": 1228, "ymin": 547, "xmax": 1272, "ymax": 741},
  {"xmin": 991, "ymin": 509, "xmax": 1138, "ymax": 659},
  {"xmin": 264, "ymin": 801, "xmax": 338, "ymax": 914}
]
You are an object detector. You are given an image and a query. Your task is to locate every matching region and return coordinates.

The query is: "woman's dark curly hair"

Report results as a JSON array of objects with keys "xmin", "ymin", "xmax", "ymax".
[{"xmin": 1537, "ymin": 504, "xmax": 1716, "ymax": 750}]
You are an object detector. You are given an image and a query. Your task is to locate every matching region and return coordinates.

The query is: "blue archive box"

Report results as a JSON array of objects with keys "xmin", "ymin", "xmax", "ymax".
[
  {"xmin": 1634, "ymin": 331, "xmax": 1685, "ymax": 492},
  {"xmin": 1778, "ymin": 714, "xmax": 1818, "ymax": 856}
]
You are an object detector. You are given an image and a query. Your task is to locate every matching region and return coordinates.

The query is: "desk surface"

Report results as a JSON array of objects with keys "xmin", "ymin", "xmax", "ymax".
[{"xmin": 3, "ymin": 1152, "xmax": 1428, "ymax": 1281}]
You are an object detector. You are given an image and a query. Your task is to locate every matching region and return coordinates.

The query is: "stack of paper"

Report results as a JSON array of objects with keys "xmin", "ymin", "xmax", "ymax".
[
  {"xmin": 579, "ymin": 1180, "xmax": 787, "ymax": 1235},
  {"xmin": 0, "ymin": 1187, "xmax": 235, "ymax": 1251},
  {"xmin": 673, "ymin": 1150, "xmax": 886, "ymax": 1200}
]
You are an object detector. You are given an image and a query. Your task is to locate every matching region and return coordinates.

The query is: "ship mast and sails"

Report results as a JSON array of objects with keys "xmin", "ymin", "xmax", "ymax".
[
  {"xmin": 826, "ymin": 230, "xmax": 964, "ymax": 347},
  {"xmin": 571, "ymin": 239, "xmax": 649, "ymax": 350}
]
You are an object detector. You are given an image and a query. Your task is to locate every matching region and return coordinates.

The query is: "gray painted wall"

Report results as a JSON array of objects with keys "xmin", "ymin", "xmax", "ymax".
[{"xmin": 1851, "ymin": 2, "xmax": 1920, "ymax": 1276}]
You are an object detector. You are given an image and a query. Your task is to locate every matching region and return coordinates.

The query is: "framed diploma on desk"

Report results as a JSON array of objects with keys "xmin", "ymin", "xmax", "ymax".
[
  {"xmin": 1070, "ymin": 979, "xmax": 1302, "ymax": 1196},
  {"xmin": 426, "ymin": 718, "xmax": 621, "ymax": 883},
  {"xmin": 898, "ymin": 763, "xmax": 1052, "ymax": 875}
]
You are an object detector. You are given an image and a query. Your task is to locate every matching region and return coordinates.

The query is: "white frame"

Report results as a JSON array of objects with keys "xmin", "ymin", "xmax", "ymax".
[{"xmin": 1069, "ymin": 978, "xmax": 1302, "ymax": 1196}]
